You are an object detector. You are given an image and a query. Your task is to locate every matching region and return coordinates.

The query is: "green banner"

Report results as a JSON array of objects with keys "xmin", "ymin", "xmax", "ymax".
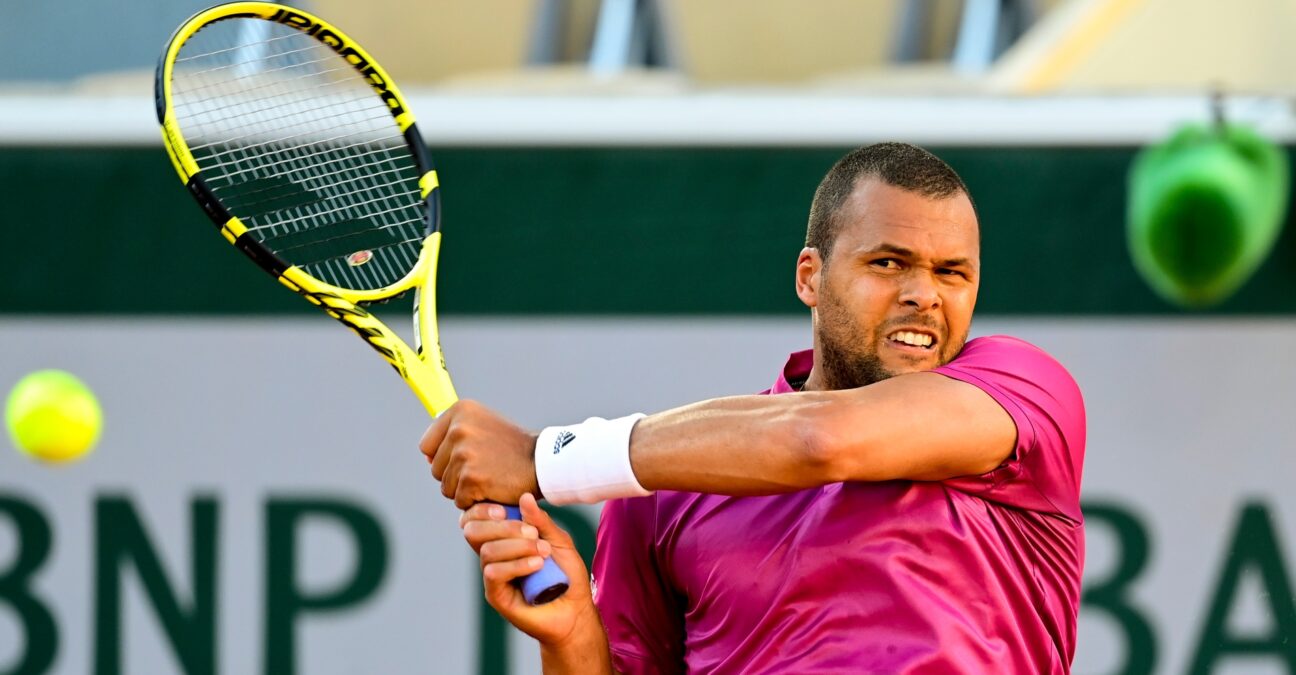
[{"xmin": 4, "ymin": 146, "xmax": 1296, "ymax": 315}]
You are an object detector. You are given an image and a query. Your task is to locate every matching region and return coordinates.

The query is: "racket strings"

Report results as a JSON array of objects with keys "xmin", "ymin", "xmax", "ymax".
[
  {"xmin": 183, "ymin": 110, "xmax": 415, "ymax": 286},
  {"xmin": 173, "ymin": 30, "xmax": 303, "ymax": 64},
  {"xmin": 183, "ymin": 88, "xmax": 376, "ymax": 155},
  {"xmin": 187, "ymin": 95, "xmax": 381, "ymax": 160},
  {"xmin": 176, "ymin": 64, "xmax": 373, "ymax": 145},
  {"xmin": 206, "ymin": 135, "xmax": 411, "ymax": 185},
  {"xmin": 286, "ymin": 233, "xmax": 426, "ymax": 270},
  {"xmin": 242, "ymin": 142, "xmax": 421, "ymax": 283},
  {"xmin": 220, "ymin": 162, "xmax": 414, "ymax": 208},
  {"xmin": 245, "ymin": 181, "xmax": 420, "ymax": 228},
  {"xmin": 235, "ymin": 186, "xmax": 421, "ymax": 251},
  {"xmin": 170, "ymin": 18, "xmax": 425, "ymax": 292},
  {"xmin": 173, "ymin": 51, "xmax": 342, "ymax": 103},
  {"xmin": 230, "ymin": 166, "xmax": 417, "ymax": 228},
  {"xmin": 254, "ymin": 193, "xmax": 423, "ymax": 247}
]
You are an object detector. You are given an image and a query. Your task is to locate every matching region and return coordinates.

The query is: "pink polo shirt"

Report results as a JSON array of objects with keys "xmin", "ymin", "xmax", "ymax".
[{"xmin": 592, "ymin": 336, "xmax": 1086, "ymax": 674}]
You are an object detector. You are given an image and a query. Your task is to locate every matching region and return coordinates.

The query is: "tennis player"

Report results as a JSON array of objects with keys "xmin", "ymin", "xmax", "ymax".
[{"xmin": 423, "ymin": 142, "xmax": 1086, "ymax": 673}]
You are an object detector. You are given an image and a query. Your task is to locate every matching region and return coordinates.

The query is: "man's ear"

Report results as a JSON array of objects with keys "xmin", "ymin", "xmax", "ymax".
[{"xmin": 796, "ymin": 247, "xmax": 822, "ymax": 308}]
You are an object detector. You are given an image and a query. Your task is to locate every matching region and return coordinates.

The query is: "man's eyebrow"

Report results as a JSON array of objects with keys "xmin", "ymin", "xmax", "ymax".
[
  {"xmin": 861, "ymin": 243, "xmax": 973, "ymax": 268},
  {"xmin": 861, "ymin": 243, "xmax": 916, "ymax": 258}
]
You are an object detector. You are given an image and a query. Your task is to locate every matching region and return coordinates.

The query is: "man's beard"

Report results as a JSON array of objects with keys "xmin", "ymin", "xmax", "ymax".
[
  {"xmin": 817, "ymin": 322, "xmax": 892, "ymax": 390},
  {"xmin": 816, "ymin": 283, "xmax": 894, "ymax": 390}
]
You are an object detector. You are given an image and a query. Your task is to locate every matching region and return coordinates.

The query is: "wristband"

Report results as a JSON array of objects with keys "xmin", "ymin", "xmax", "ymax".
[{"xmin": 534, "ymin": 413, "xmax": 650, "ymax": 505}]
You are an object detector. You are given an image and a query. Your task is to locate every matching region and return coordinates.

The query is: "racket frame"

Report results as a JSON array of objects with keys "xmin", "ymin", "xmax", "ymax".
[
  {"xmin": 157, "ymin": 1, "xmax": 568, "ymax": 607},
  {"xmin": 155, "ymin": 1, "xmax": 457, "ymax": 416}
]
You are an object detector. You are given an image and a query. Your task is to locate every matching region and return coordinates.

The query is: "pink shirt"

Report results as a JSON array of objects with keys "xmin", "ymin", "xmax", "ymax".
[{"xmin": 592, "ymin": 336, "xmax": 1086, "ymax": 674}]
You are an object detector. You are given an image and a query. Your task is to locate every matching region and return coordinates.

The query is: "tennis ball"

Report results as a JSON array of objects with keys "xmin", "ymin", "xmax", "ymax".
[{"xmin": 5, "ymin": 370, "xmax": 102, "ymax": 464}]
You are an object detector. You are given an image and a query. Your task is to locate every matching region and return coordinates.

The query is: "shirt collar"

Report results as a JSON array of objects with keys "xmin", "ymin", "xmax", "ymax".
[{"xmin": 768, "ymin": 349, "xmax": 814, "ymax": 394}]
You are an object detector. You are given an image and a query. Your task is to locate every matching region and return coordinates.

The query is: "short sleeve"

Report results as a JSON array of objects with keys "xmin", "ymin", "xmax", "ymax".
[
  {"xmin": 593, "ymin": 495, "xmax": 686, "ymax": 674},
  {"xmin": 933, "ymin": 336, "xmax": 1086, "ymax": 522}
]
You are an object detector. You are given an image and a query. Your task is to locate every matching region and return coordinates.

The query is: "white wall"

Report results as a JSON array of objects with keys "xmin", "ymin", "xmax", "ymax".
[{"xmin": 1, "ymin": 317, "xmax": 1294, "ymax": 674}]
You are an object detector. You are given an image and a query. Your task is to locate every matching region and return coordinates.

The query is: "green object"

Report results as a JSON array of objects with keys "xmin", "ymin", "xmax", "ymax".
[
  {"xmin": 1128, "ymin": 123, "xmax": 1290, "ymax": 307},
  {"xmin": 5, "ymin": 369, "xmax": 102, "ymax": 463}
]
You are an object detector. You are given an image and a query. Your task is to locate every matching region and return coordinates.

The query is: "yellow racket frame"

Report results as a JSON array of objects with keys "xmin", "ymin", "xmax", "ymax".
[{"xmin": 156, "ymin": 1, "xmax": 458, "ymax": 416}]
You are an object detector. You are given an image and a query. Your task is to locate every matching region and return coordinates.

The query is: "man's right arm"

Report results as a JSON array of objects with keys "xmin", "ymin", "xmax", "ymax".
[
  {"xmin": 539, "ymin": 615, "xmax": 617, "ymax": 675},
  {"xmin": 462, "ymin": 495, "xmax": 615, "ymax": 675}
]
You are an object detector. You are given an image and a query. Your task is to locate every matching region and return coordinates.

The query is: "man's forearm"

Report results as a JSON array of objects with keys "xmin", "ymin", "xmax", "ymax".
[
  {"xmin": 626, "ymin": 372, "xmax": 1013, "ymax": 493},
  {"xmin": 629, "ymin": 391, "xmax": 842, "ymax": 495},
  {"xmin": 538, "ymin": 609, "xmax": 615, "ymax": 675}
]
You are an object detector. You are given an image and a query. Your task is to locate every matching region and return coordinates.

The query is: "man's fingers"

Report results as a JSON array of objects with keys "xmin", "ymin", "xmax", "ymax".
[
  {"xmin": 454, "ymin": 478, "xmax": 488, "ymax": 510},
  {"xmin": 460, "ymin": 503, "xmax": 504, "ymax": 528},
  {"xmin": 462, "ymin": 518, "xmax": 537, "ymax": 552},
  {"xmin": 430, "ymin": 427, "xmax": 457, "ymax": 482},
  {"xmin": 429, "ymin": 401, "xmax": 476, "ymax": 481},
  {"xmin": 483, "ymin": 557, "xmax": 546, "ymax": 585},
  {"xmin": 513, "ymin": 495, "xmax": 591, "ymax": 602},
  {"xmin": 440, "ymin": 452, "xmax": 464, "ymax": 501},
  {"xmin": 519, "ymin": 493, "xmax": 575, "ymax": 549},
  {"xmin": 418, "ymin": 404, "xmax": 455, "ymax": 463},
  {"xmin": 479, "ymin": 537, "xmax": 552, "ymax": 566}
]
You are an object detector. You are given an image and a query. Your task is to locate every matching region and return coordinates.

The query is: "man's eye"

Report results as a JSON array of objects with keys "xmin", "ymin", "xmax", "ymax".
[
  {"xmin": 873, "ymin": 259, "xmax": 900, "ymax": 269},
  {"xmin": 938, "ymin": 268, "xmax": 968, "ymax": 278}
]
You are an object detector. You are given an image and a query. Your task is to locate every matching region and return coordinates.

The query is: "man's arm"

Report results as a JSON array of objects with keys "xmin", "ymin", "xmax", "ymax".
[
  {"xmin": 631, "ymin": 371, "xmax": 1015, "ymax": 495},
  {"xmin": 462, "ymin": 495, "xmax": 616, "ymax": 675},
  {"xmin": 422, "ymin": 370, "xmax": 1013, "ymax": 507},
  {"xmin": 539, "ymin": 619, "xmax": 617, "ymax": 675}
]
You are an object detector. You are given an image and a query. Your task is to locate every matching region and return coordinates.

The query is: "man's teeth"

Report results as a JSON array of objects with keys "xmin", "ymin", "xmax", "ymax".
[{"xmin": 889, "ymin": 331, "xmax": 933, "ymax": 347}]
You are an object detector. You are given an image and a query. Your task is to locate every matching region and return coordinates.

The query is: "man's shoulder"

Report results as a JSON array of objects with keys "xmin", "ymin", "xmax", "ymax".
[
  {"xmin": 952, "ymin": 335, "xmax": 1070, "ymax": 374},
  {"xmin": 956, "ymin": 334, "xmax": 1049, "ymax": 358},
  {"xmin": 943, "ymin": 335, "xmax": 1083, "ymax": 404}
]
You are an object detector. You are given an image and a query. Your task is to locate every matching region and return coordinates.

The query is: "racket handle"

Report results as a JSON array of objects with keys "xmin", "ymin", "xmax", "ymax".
[{"xmin": 503, "ymin": 505, "xmax": 570, "ymax": 605}]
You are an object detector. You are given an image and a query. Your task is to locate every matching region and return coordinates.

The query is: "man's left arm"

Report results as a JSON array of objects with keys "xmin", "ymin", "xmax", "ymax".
[
  {"xmin": 630, "ymin": 371, "xmax": 1014, "ymax": 494},
  {"xmin": 422, "ymin": 372, "xmax": 1014, "ymax": 508}
]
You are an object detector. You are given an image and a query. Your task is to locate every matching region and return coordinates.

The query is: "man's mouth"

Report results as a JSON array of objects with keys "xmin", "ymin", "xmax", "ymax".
[{"xmin": 886, "ymin": 330, "xmax": 937, "ymax": 350}]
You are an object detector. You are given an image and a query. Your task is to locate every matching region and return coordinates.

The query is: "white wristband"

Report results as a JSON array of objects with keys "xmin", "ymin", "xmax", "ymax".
[{"xmin": 534, "ymin": 413, "xmax": 650, "ymax": 505}]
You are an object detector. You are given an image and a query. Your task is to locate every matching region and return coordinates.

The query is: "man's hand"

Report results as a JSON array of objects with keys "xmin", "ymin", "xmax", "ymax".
[
  {"xmin": 462, "ymin": 494, "xmax": 612, "ymax": 673},
  {"xmin": 420, "ymin": 400, "xmax": 540, "ymax": 509}
]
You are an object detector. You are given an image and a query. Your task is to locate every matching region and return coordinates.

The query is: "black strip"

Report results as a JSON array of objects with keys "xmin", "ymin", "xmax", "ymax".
[
  {"xmin": 405, "ymin": 123, "xmax": 435, "ymax": 176},
  {"xmin": 152, "ymin": 50, "xmax": 168, "ymax": 124},
  {"xmin": 185, "ymin": 172, "xmax": 290, "ymax": 276},
  {"xmin": 153, "ymin": 16, "xmax": 186, "ymax": 124},
  {"xmin": 185, "ymin": 173, "xmax": 233, "ymax": 227},
  {"xmin": 234, "ymin": 231, "xmax": 290, "ymax": 276},
  {"xmin": 404, "ymin": 123, "xmax": 442, "ymax": 236}
]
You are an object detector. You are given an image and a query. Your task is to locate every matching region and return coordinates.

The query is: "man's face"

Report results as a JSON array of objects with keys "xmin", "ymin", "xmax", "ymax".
[{"xmin": 797, "ymin": 178, "xmax": 980, "ymax": 390}]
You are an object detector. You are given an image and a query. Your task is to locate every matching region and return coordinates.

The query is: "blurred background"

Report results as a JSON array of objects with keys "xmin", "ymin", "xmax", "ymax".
[{"xmin": 3, "ymin": 0, "xmax": 1296, "ymax": 673}]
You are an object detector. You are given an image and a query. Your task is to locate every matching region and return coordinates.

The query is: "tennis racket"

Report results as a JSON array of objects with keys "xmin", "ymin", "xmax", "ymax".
[{"xmin": 155, "ymin": 1, "xmax": 569, "ymax": 605}]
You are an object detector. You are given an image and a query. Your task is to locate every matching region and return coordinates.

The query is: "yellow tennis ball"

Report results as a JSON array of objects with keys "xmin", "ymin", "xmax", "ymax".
[{"xmin": 5, "ymin": 370, "xmax": 102, "ymax": 464}]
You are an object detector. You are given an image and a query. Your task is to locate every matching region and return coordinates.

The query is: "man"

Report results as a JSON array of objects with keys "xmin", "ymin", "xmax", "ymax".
[{"xmin": 422, "ymin": 142, "xmax": 1086, "ymax": 673}]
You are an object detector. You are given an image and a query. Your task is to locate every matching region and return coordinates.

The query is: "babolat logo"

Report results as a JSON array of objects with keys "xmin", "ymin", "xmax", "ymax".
[
  {"xmin": 267, "ymin": 9, "xmax": 406, "ymax": 117},
  {"xmin": 304, "ymin": 290, "xmax": 404, "ymax": 375},
  {"xmin": 553, "ymin": 431, "xmax": 576, "ymax": 454}
]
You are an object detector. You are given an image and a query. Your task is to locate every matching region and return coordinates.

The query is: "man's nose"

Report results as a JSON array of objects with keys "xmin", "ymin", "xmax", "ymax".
[{"xmin": 898, "ymin": 272, "xmax": 941, "ymax": 311}]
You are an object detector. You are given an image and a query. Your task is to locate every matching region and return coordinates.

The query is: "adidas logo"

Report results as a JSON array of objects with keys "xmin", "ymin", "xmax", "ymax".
[{"xmin": 553, "ymin": 430, "xmax": 576, "ymax": 454}]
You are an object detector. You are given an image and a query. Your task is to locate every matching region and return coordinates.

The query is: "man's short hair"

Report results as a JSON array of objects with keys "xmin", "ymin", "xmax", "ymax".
[{"xmin": 805, "ymin": 142, "xmax": 972, "ymax": 261}]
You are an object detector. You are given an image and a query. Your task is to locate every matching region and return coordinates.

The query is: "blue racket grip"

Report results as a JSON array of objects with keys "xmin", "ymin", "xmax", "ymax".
[{"xmin": 503, "ymin": 505, "xmax": 570, "ymax": 605}]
